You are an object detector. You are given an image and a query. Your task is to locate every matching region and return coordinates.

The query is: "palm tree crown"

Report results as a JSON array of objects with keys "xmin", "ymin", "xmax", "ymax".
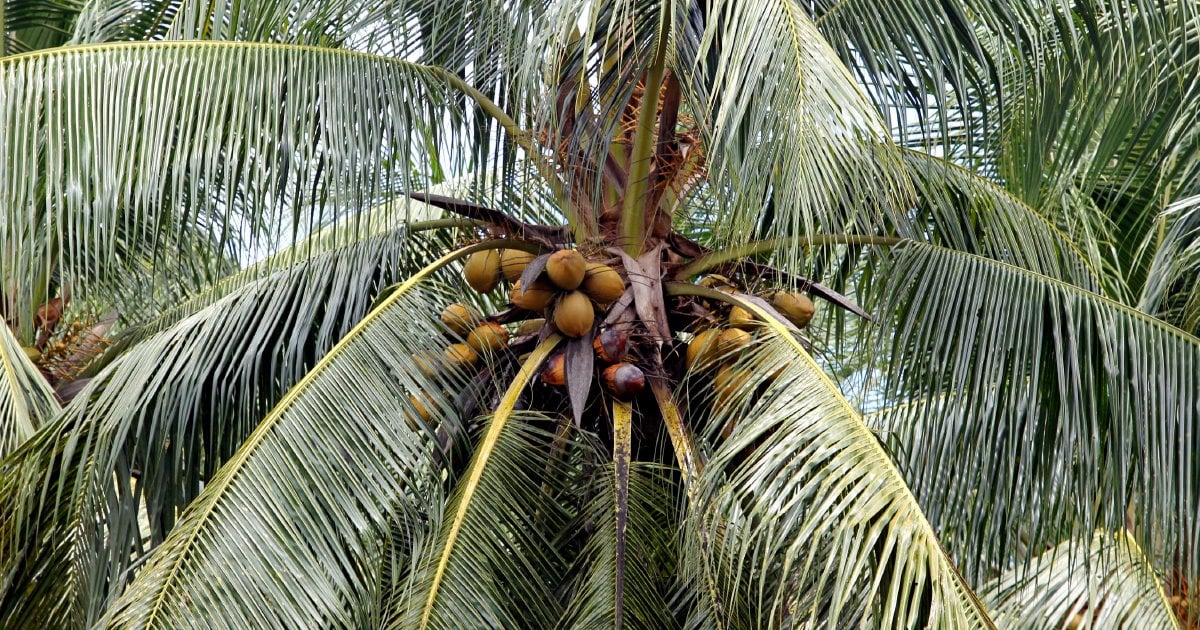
[{"xmin": 1, "ymin": 0, "xmax": 1198, "ymax": 628}]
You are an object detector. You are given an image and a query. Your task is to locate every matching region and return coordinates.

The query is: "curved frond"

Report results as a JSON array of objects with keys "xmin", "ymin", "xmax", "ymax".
[
  {"xmin": 390, "ymin": 337, "xmax": 564, "ymax": 629},
  {"xmin": 861, "ymin": 241, "xmax": 1200, "ymax": 589},
  {"xmin": 0, "ymin": 41, "xmax": 459, "ymax": 336},
  {"xmin": 0, "ymin": 322, "xmax": 59, "ymax": 457},
  {"xmin": 1140, "ymin": 194, "xmax": 1200, "ymax": 336},
  {"xmin": 673, "ymin": 0, "xmax": 911, "ymax": 253},
  {"xmin": 982, "ymin": 531, "xmax": 1180, "ymax": 630},
  {"xmin": 556, "ymin": 460, "xmax": 678, "ymax": 630},
  {"xmin": 684, "ymin": 315, "xmax": 992, "ymax": 627},
  {"xmin": 0, "ymin": 230, "xmax": 452, "ymax": 625},
  {"xmin": 101, "ymin": 245, "xmax": 495, "ymax": 628}
]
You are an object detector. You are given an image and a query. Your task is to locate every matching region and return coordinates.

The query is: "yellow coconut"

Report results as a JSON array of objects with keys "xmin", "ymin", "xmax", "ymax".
[
  {"xmin": 545, "ymin": 249, "xmax": 587, "ymax": 290},
  {"xmin": 554, "ymin": 291, "xmax": 595, "ymax": 338},
  {"xmin": 466, "ymin": 322, "xmax": 509, "ymax": 353},
  {"xmin": 686, "ymin": 328, "xmax": 723, "ymax": 369},
  {"xmin": 500, "ymin": 248, "xmax": 536, "ymax": 282},
  {"xmin": 581, "ymin": 263, "xmax": 625, "ymax": 305},
  {"xmin": 444, "ymin": 342, "xmax": 479, "ymax": 366},
  {"xmin": 511, "ymin": 278, "xmax": 555, "ymax": 312},
  {"xmin": 463, "ymin": 249, "xmax": 501, "ymax": 293},
  {"xmin": 728, "ymin": 305, "xmax": 756, "ymax": 330},
  {"xmin": 718, "ymin": 328, "xmax": 753, "ymax": 354},
  {"xmin": 440, "ymin": 303, "xmax": 480, "ymax": 336},
  {"xmin": 771, "ymin": 291, "xmax": 815, "ymax": 328}
]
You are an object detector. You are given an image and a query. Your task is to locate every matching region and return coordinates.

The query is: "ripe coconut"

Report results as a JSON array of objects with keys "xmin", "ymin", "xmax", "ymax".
[
  {"xmin": 771, "ymin": 291, "xmax": 815, "ymax": 328},
  {"xmin": 728, "ymin": 305, "xmax": 756, "ymax": 330},
  {"xmin": 541, "ymin": 353, "xmax": 566, "ymax": 386},
  {"xmin": 511, "ymin": 278, "xmax": 555, "ymax": 312},
  {"xmin": 602, "ymin": 363, "xmax": 645, "ymax": 399},
  {"xmin": 581, "ymin": 263, "xmax": 625, "ymax": 305},
  {"xmin": 554, "ymin": 291, "xmax": 595, "ymax": 338},
  {"xmin": 466, "ymin": 322, "xmax": 509, "ymax": 353},
  {"xmin": 444, "ymin": 343, "xmax": 479, "ymax": 367},
  {"xmin": 516, "ymin": 318, "xmax": 545, "ymax": 336},
  {"xmin": 686, "ymin": 328, "xmax": 723, "ymax": 369},
  {"xmin": 593, "ymin": 329, "xmax": 629, "ymax": 363},
  {"xmin": 411, "ymin": 351, "xmax": 440, "ymax": 378},
  {"xmin": 500, "ymin": 248, "xmax": 536, "ymax": 282},
  {"xmin": 546, "ymin": 249, "xmax": 587, "ymax": 290},
  {"xmin": 440, "ymin": 303, "xmax": 480, "ymax": 336},
  {"xmin": 407, "ymin": 394, "xmax": 434, "ymax": 428},
  {"xmin": 463, "ymin": 249, "xmax": 501, "ymax": 293},
  {"xmin": 718, "ymin": 328, "xmax": 753, "ymax": 354},
  {"xmin": 714, "ymin": 364, "xmax": 751, "ymax": 405}
]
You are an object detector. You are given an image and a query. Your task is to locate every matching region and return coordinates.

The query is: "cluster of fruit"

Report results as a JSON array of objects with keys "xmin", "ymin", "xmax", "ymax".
[
  {"xmin": 463, "ymin": 247, "xmax": 625, "ymax": 337},
  {"xmin": 684, "ymin": 286, "xmax": 815, "ymax": 425},
  {"xmin": 542, "ymin": 328, "xmax": 646, "ymax": 399}
]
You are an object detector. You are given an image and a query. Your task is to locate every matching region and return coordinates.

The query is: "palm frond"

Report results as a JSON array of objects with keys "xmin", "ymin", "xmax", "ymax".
[
  {"xmin": 101, "ymin": 246, "xmax": 495, "ymax": 628},
  {"xmin": 1139, "ymin": 194, "xmax": 1200, "ymax": 336},
  {"xmin": 982, "ymin": 531, "xmax": 1180, "ymax": 629},
  {"xmin": 805, "ymin": 0, "xmax": 1052, "ymax": 157},
  {"xmin": 993, "ymin": 3, "xmax": 1200, "ymax": 294},
  {"xmin": 389, "ymin": 338, "xmax": 564, "ymax": 629},
  {"xmin": 0, "ymin": 41, "xmax": 460, "ymax": 338},
  {"xmin": 556, "ymin": 460, "xmax": 678, "ymax": 630},
  {"xmin": 683, "ymin": 319, "xmax": 992, "ymax": 627},
  {"xmin": 860, "ymin": 240, "xmax": 1200, "ymax": 590},
  {"xmin": 673, "ymin": 0, "xmax": 912, "ymax": 256},
  {"xmin": 0, "ymin": 322, "xmax": 59, "ymax": 458},
  {"xmin": 0, "ymin": 231, "xmax": 459, "ymax": 625}
]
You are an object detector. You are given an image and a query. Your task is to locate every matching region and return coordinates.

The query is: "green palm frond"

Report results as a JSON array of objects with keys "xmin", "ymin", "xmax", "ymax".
[
  {"xmin": 101, "ymin": 246, "xmax": 498, "ymax": 628},
  {"xmin": 556, "ymin": 460, "xmax": 678, "ymax": 629},
  {"xmin": 2, "ymin": 0, "xmax": 83, "ymax": 54},
  {"xmin": 684, "ymin": 323, "xmax": 993, "ymax": 628},
  {"xmin": 982, "ymin": 531, "xmax": 1179, "ymax": 629},
  {"xmin": 0, "ymin": 41, "xmax": 459, "ymax": 338},
  {"xmin": 993, "ymin": 3, "xmax": 1200, "ymax": 292},
  {"xmin": 674, "ymin": 0, "xmax": 911, "ymax": 256},
  {"xmin": 0, "ymin": 231, "xmax": 461, "ymax": 625},
  {"xmin": 861, "ymin": 240, "xmax": 1200, "ymax": 587},
  {"xmin": 1140, "ymin": 194, "xmax": 1200, "ymax": 335},
  {"xmin": 0, "ymin": 322, "xmax": 58, "ymax": 457}
]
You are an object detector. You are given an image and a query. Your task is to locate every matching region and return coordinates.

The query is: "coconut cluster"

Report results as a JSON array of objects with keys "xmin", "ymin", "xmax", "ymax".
[
  {"xmin": 462, "ymin": 246, "xmax": 626, "ymax": 339},
  {"xmin": 683, "ymin": 280, "xmax": 815, "ymax": 437},
  {"xmin": 541, "ymin": 328, "xmax": 645, "ymax": 399},
  {"xmin": 403, "ymin": 301, "xmax": 514, "ymax": 427}
]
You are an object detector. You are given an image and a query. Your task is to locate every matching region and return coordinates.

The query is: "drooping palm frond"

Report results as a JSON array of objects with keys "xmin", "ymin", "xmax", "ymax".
[
  {"xmin": 3, "ymin": 0, "xmax": 83, "ymax": 54},
  {"xmin": 991, "ymin": 3, "xmax": 1200, "ymax": 296},
  {"xmin": 981, "ymin": 531, "xmax": 1179, "ymax": 629},
  {"xmin": 0, "ymin": 322, "xmax": 59, "ymax": 458},
  {"xmin": 859, "ymin": 240, "xmax": 1200, "ymax": 590},
  {"xmin": 555, "ymin": 441, "xmax": 679, "ymax": 629},
  {"xmin": 673, "ymin": 0, "xmax": 911, "ymax": 257},
  {"xmin": 682, "ymin": 319, "xmax": 993, "ymax": 628},
  {"xmin": 0, "ymin": 230, "xmax": 460, "ymax": 625},
  {"xmin": 1140, "ymin": 194, "xmax": 1200, "ymax": 336},
  {"xmin": 101, "ymin": 246, "xmax": 502, "ymax": 628},
  {"xmin": 0, "ymin": 41, "xmax": 462, "ymax": 339}
]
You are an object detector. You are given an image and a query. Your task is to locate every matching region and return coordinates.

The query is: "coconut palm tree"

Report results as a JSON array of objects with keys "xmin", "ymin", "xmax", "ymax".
[{"xmin": 1, "ymin": 0, "xmax": 1198, "ymax": 627}]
